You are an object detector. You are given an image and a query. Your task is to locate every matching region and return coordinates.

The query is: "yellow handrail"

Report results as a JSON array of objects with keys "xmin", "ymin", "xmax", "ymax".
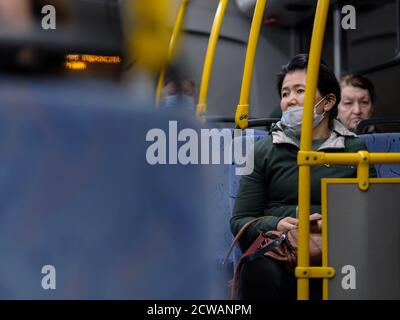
[
  {"xmin": 156, "ymin": 0, "xmax": 190, "ymax": 107},
  {"xmin": 235, "ymin": 0, "xmax": 268, "ymax": 129},
  {"xmin": 196, "ymin": 0, "xmax": 229, "ymax": 117},
  {"xmin": 298, "ymin": 150, "xmax": 400, "ymax": 192},
  {"xmin": 297, "ymin": 0, "xmax": 330, "ymax": 300},
  {"xmin": 298, "ymin": 150, "xmax": 400, "ymax": 165}
]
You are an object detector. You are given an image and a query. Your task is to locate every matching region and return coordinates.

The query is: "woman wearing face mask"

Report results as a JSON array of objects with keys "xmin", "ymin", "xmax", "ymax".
[
  {"xmin": 161, "ymin": 77, "xmax": 196, "ymax": 110},
  {"xmin": 230, "ymin": 54, "xmax": 376, "ymax": 300}
]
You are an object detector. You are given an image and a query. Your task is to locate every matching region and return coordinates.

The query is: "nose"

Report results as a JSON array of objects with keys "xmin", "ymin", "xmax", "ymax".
[
  {"xmin": 287, "ymin": 93, "xmax": 298, "ymax": 108},
  {"xmin": 352, "ymin": 102, "xmax": 362, "ymax": 114}
]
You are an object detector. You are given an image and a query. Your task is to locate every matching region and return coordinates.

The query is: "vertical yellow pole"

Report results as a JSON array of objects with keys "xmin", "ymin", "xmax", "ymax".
[
  {"xmin": 235, "ymin": 0, "xmax": 268, "ymax": 129},
  {"xmin": 156, "ymin": 0, "xmax": 190, "ymax": 107},
  {"xmin": 321, "ymin": 180, "xmax": 329, "ymax": 300},
  {"xmin": 297, "ymin": 0, "xmax": 330, "ymax": 300},
  {"xmin": 156, "ymin": 68, "xmax": 167, "ymax": 107},
  {"xmin": 196, "ymin": 0, "xmax": 229, "ymax": 117}
]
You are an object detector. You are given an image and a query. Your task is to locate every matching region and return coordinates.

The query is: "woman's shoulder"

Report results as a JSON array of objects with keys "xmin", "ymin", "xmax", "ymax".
[
  {"xmin": 331, "ymin": 120, "xmax": 367, "ymax": 152},
  {"xmin": 344, "ymin": 136, "xmax": 368, "ymax": 152},
  {"xmin": 253, "ymin": 134, "xmax": 273, "ymax": 152},
  {"xmin": 249, "ymin": 135, "xmax": 274, "ymax": 167}
]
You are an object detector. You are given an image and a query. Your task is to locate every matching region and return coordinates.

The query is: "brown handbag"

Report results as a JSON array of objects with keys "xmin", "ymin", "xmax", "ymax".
[{"xmin": 225, "ymin": 217, "xmax": 322, "ymax": 299}]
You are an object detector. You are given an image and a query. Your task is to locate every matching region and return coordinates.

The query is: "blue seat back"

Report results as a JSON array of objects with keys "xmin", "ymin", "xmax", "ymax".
[
  {"xmin": 225, "ymin": 131, "xmax": 268, "ymax": 267},
  {"xmin": 211, "ymin": 129, "xmax": 267, "ymax": 274},
  {"xmin": 360, "ymin": 133, "xmax": 400, "ymax": 177},
  {"xmin": 0, "ymin": 77, "xmax": 224, "ymax": 299}
]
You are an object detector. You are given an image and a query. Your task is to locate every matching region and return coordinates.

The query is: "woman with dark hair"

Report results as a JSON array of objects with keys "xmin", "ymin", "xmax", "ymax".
[{"xmin": 230, "ymin": 54, "xmax": 376, "ymax": 300}]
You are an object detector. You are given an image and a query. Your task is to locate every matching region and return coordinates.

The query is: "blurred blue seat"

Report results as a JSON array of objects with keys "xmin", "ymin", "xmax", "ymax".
[
  {"xmin": 211, "ymin": 130, "xmax": 267, "ymax": 270},
  {"xmin": 0, "ymin": 77, "xmax": 224, "ymax": 299},
  {"xmin": 360, "ymin": 133, "xmax": 400, "ymax": 177},
  {"xmin": 205, "ymin": 128, "xmax": 268, "ymax": 276}
]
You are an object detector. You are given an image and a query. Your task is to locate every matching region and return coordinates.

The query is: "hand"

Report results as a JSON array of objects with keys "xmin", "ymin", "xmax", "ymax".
[
  {"xmin": 310, "ymin": 213, "xmax": 322, "ymax": 232},
  {"xmin": 277, "ymin": 217, "xmax": 298, "ymax": 232},
  {"xmin": 309, "ymin": 213, "xmax": 322, "ymax": 222}
]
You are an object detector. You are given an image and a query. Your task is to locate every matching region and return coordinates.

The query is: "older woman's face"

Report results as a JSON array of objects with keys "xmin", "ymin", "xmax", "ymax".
[
  {"xmin": 280, "ymin": 69, "xmax": 323, "ymax": 112},
  {"xmin": 338, "ymin": 85, "xmax": 373, "ymax": 131}
]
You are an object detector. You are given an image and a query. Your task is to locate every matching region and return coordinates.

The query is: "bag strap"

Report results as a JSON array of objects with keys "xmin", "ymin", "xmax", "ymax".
[
  {"xmin": 240, "ymin": 232, "xmax": 288, "ymax": 266},
  {"xmin": 223, "ymin": 216, "xmax": 267, "ymax": 265},
  {"xmin": 252, "ymin": 232, "xmax": 287, "ymax": 257}
]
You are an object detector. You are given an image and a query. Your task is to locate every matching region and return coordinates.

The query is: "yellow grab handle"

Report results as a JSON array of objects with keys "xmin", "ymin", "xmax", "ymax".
[
  {"xmin": 196, "ymin": 0, "xmax": 229, "ymax": 117},
  {"xmin": 235, "ymin": 0, "xmax": 268, "ymax": 129}
]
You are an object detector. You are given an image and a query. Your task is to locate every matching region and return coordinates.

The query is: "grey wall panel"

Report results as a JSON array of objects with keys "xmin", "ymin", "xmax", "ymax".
[
  {"xmin": 345, "ymin": 1, "xmax": 397, "ymax": 71},
  {"xmin": 177, "ymin": 33, "xmax": 247, "ymax": 117},
  {"xmin": 327, "ymin": 183, "xmax": 400, "ymax": 299},
  {"xmin": 251, "ymin": 27, "xmax": 292, "ymax": 117},
  {"xmin": 363, "ymin": 64, "xmax": 400, "ymax": 119},
  {"xmin": 184, "ymin": 0, "xmax": 251, "ymax": 43}
]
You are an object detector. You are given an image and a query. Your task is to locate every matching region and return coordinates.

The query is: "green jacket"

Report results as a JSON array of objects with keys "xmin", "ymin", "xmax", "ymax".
[{"xmin": 231, "ymin": 120, "xmax": 377, "ymax": 250}]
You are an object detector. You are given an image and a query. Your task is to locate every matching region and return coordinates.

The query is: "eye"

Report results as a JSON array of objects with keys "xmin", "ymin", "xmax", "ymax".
[
  {"xmin": 297, "ymin": 88, "xmax": 305, "ymax": 94},
  {"xmin": 281, "ymin": 92, "xmax": 289, "ymax": 98}
]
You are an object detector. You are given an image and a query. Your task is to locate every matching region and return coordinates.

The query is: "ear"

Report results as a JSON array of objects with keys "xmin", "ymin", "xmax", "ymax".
[{"xmin": 323, "ymin": 94, "xmax": 336, "ymax": 112}]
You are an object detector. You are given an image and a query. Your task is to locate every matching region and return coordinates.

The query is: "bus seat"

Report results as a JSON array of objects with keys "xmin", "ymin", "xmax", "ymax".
[
  {"xmin": 360, "ymin": 133, "xmax": 400, "ymax": 177},
  {"xmin": 206, "ymin": 128, "xmax": 233, "ymax": 270},
  {"xmin": 228, "ymin": 131, "xmax": 269, "ymax": 204},
  {"xmin": 210, "ymin": 128, "xmax": 268, "ymax": 274},
  {"xmin": 226, "ymin": 130, "xmax": 269, "ymax": 268},
  {"xmin": 0, "ymin": 77, "xmax": 224, "ymax": 299}
]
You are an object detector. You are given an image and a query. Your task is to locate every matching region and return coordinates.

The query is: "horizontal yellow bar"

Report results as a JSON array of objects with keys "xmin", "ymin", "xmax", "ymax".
[
  {"xmin": 325, "ymin": 153, "xmax": 364, "ymax": 165},
  {"xmin": 295, "ymin": 267, "xmax": 336, "ymax": 279},
  {"xmin": 370, "ymin": 153, "xmax": 400, "ymax": 163},
  {"xmin": 298, "ymin": 151, "xmax": 400, "ymax": 166}
]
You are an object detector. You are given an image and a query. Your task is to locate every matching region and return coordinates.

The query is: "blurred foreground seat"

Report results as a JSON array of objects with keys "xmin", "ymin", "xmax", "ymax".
[{"xmin": 0, "ymin": 77, "xmax": 224, "ymax": 299}]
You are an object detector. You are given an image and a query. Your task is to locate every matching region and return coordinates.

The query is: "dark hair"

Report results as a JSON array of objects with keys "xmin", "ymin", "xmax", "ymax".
[
  {"xmin": 277, "ymin": 53, "xmax": 341, "ymax": 121},
  {"xmin": 162, "ymin": 66, "xmax": 183, "ymax": 96},
  {"xmin": 164, "ymin": 66, "xmax": 196, "ymax": 96},
  {"xmin": 340, "ymin": 73, "xmax": 376, "ymax": 104}
]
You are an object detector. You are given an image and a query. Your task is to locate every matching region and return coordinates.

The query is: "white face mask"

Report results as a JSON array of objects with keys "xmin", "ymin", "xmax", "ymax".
[
  {"xmin": 164, "ymin": 94, "xmax": 195, "ymax": 110},
  {"xmin": 280, "ymin": 96, "xmax": 328, "ymax": 136}
]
